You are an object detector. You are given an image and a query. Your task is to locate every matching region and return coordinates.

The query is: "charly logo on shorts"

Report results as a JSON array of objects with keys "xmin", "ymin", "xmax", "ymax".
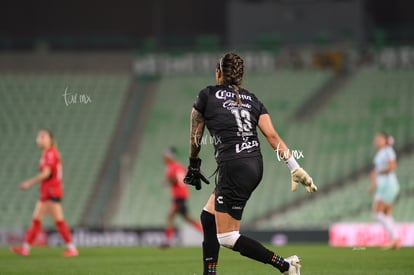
[
  {"xmin": 216, "ymin": 196, "xmax": 224, "ymax": 204},
  {"xmin": 231, "ymin": 206, "xmax": 243, "ymax": 210}
]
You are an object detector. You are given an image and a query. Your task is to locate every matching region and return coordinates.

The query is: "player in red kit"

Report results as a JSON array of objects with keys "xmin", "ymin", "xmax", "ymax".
[
  {"xmin": 161, "ymin": 147, "xmax": 203, "ymax": 247},
  {"xmin": 11, "ymin": 129, "xmax": 78, "ymax": 257}
]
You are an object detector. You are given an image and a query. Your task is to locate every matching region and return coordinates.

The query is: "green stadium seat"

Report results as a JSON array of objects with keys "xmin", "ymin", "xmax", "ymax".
[{"xmin": 0, "ymin": 73, "xmax": 129, "ymax": 228}]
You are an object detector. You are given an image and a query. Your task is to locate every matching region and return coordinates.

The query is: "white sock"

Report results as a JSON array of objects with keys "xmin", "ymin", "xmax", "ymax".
[
  {"xmin": 66, "ymin": 243, "xmax": 76, "ymax": 250},
  {"xmin": 383, "ymin": 215, "xmax": 398, "ymax": 240},
  {"xmin": 22, "ymin": 242, "xmax": 31, "ymax": 250},
  {"xmin": 375, "ymin": 213, "xmax": 397, "ymax": 241}
]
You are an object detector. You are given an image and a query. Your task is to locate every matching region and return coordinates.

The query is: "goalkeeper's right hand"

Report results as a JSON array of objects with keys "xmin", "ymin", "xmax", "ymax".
[
  {"xmin": 291, "ymin": 168, "xmax": 318, "ymax": 193},
  {"xmin": 183, "ymin": 157, "xmax": 210, "ymax": 190}
]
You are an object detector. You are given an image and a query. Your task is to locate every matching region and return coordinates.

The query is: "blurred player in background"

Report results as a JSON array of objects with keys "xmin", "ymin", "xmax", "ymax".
[
  {"xmin": 369, "ymin": 131, "xmax": 400, "ymax": 249},
  {"xmin": 184, "ymin": 52, "xmax": 317, "ymax": 275},
  {"xmin": 161, "ymin": 146, "xmax": 203, "ymax": 248},
  {"xmin": 11, "ymin": 129, "xmax": 78, "ymax": 257}
]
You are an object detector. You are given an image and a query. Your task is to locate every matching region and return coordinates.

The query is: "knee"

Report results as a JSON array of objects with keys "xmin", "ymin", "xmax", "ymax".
[
  {"xmin": 167, "ymin": 212, "xmax": 174, "ymax": 220},
  {"xmin": 217, "ymin": 231, "xmax": 240, "ymax": 249}
]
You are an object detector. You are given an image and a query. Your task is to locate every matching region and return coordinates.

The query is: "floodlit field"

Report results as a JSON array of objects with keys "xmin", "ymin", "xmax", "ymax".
[{"xmin": 1, "ymin": 244, "xmax": 413, "ymax": 274}]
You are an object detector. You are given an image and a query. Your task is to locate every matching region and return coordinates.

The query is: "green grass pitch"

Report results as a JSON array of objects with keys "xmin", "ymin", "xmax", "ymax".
[{"xmin": 0, "ymin": 244, "xmax": 413, "ymax": 274}]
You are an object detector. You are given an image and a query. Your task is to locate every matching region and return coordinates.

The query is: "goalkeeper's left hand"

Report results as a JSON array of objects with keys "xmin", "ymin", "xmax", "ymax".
[{"xmin": 291, "ymin": 168, "xmax": 317, "ymax": 193}]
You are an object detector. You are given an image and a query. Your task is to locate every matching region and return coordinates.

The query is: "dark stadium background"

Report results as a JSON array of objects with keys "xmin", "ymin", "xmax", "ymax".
[
  {"xmin": 0, "ymin": 0, "xmax": 413, "ymax": 248},
  {"xmin": 1, "ymin": 0, "xmax": 414, "ymax": 50}
]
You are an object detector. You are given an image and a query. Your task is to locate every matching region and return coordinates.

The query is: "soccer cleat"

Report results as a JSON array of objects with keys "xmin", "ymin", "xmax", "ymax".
[
  {"xmin": 383, "ymin": 238, "xmax": 401, "ymax": 250},
  {"xmin": 63, "ymin": 248, "xmax": 79, "ymax": 257},
  {"xmin": 159, "ymin": 242, "xmax": 171, "ymax": 249},
  {"xmin": 10, "ymin": 246, "xmax": 30, "ymax": 256},
  {"xmin": 284, "ymin": 255, "xmax": 301, "ymax": 275}
]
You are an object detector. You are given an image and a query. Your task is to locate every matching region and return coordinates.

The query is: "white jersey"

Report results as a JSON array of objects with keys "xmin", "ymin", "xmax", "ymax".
[{"xmin": 373, "ymin": 145, "xmax": 397, "ymax": 182}]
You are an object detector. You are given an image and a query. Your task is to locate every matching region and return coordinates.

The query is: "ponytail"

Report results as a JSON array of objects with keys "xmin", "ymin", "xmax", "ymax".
[{"xmin": 233, "ymin": 85, "xmax": 242, "ymax": 105}]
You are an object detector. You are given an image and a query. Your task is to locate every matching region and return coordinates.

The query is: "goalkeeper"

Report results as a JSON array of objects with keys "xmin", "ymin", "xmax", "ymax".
[{"xmin": 184, "ymin": 52, "xmax": 317, "ymax": 275}]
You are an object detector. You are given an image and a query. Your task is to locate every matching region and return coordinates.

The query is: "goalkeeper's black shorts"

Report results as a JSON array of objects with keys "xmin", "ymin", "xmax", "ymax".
[{"xmin": 215, "ymin": 156, "xmax": 263, "ymax": 220}]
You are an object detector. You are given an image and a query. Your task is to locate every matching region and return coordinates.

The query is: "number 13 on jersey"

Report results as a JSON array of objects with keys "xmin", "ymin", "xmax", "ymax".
[{"xmin": 231, "ymin": 109, "xmax": 253, "ymax": 134}]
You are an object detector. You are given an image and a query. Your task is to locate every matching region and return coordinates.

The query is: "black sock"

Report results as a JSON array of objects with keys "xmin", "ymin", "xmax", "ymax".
[
  {"xmin": 269, "ymin": 253, "xmax": 290, "ymax": 273},
  {"xmin": 200, "ymin": 210, "xmax": 220, "ymax": 275},
  {"xmin": 233, "ymin": 235, "xmax": 289, "ymax": 273}
]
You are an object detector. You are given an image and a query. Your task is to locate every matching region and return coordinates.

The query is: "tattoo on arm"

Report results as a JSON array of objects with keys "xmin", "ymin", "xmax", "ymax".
[{"xmin": 190, "ymin": 108, "xmax": 205, "ymax": 158}]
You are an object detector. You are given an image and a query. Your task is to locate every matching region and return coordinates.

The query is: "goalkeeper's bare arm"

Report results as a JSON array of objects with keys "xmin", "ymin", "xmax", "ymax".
[{"xmin": 258, "ymin": 113, "xmax": 317, "ymax": 193}]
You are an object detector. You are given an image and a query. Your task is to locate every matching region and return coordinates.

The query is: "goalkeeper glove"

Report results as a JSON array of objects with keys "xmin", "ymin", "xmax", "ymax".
[
  {"xmin": 184, "ymin": 157, "xmax": 210, "ymax": 190},
  {"xmin": 291, "ymin": 167, "xmax": 318, "ymax": 193}
]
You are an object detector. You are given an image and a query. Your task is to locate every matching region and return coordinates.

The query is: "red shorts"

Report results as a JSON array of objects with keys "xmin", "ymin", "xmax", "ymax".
[{"xmin": 40, "ymin": 184, "xmax": 63, "ymax": 202}]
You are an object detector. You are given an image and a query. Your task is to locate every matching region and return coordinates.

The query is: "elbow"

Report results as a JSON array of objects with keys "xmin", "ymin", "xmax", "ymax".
[
  {"xmin": 40, "ymin": 174, "xmax": 51, "ymax": 181},
  {"xmin": 389, "ymin": 161, "xmax": 397, "ymax": 172},
  {"xmin": 41, "ymin": 170, "xmax": 52, "ymax": 180}
]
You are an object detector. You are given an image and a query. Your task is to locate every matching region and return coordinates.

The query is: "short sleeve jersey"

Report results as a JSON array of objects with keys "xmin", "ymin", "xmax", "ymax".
[
  {"xmin": 374, "ymin": 145, "xmax": 397, "ymax": 178},
  {"xmin": 193, "ymin": 85, "xmax": 268, "ymax": 163},
  {"xmin": 39, "ymin": 147, "xmax": 63, "ymax": 188},
  {"xmin": 166, "ymin": 160, "xmax": 189, "ymax": 199}
]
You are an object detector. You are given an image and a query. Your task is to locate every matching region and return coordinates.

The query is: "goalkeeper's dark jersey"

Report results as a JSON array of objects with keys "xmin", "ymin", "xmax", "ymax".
[{"xmin": 193, "ymin": 85, "xmax": 268, "ymax": 163}]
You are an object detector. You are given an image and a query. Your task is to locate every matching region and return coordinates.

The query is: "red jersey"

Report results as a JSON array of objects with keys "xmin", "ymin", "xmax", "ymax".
[
  {"xmin": 165, "ymin": 160, "xmax": 189, "ymax": 199},
  {"xmin": 39, "ymin": 147, "xmax": 63, "ymax": 200}
]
